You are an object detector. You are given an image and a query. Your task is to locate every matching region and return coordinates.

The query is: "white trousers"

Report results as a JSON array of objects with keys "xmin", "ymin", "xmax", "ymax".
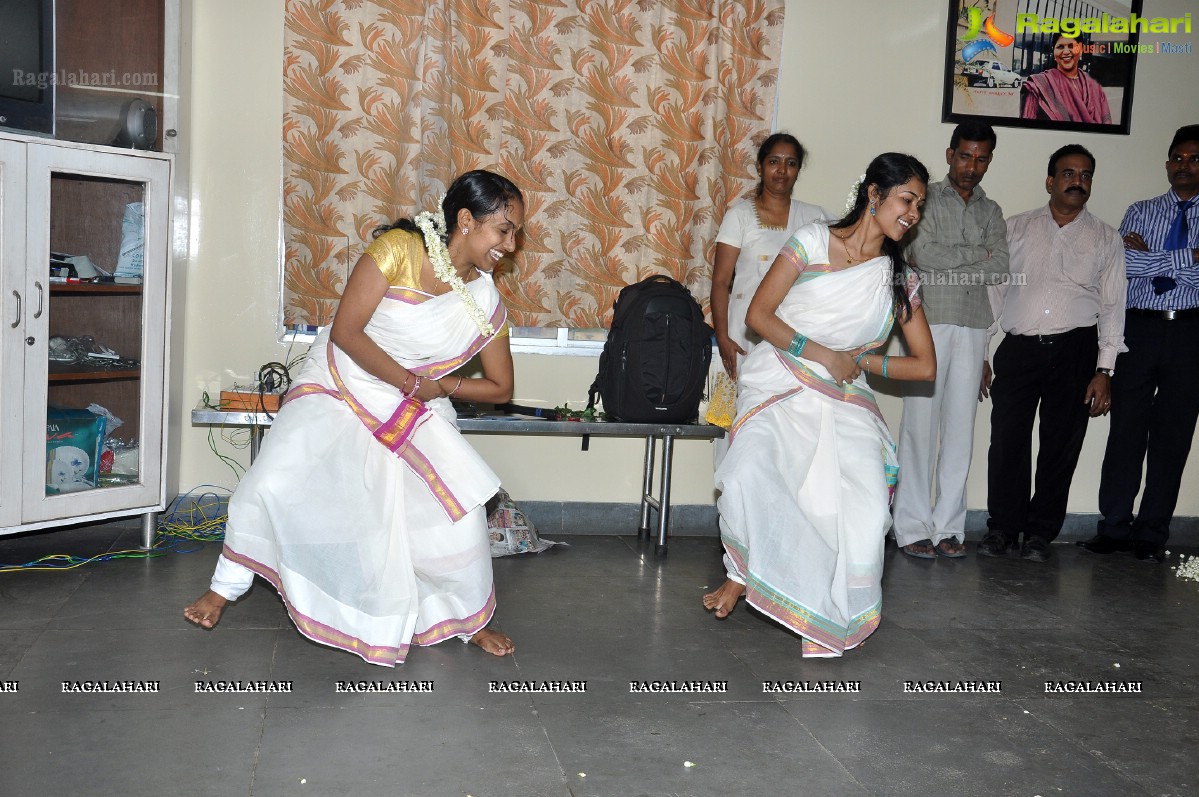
[
  {"xmin": 893, "ymin": 324, "xmax": 988, "ymax": 546},
  {"xmin": 210, "ymin": 554, "xmax": 255, "ymax": 602}
]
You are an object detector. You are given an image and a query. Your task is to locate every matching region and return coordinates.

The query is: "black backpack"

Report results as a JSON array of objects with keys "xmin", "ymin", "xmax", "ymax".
[{"xmin": 587, "ymin": 274, "xmax": 713, "ymax": 423}]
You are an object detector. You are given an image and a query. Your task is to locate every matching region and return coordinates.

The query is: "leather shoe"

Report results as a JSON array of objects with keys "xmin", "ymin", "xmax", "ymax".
[
  {"xmin": 977, "ymin": 532, "xmax": 1014, "ymax": 558},
  {"xmin": 1133, "ymin": 541, "xmax": 1166, "ymax": 563},
  {"xmin": 1076, "ymin": 535, "xmax": 1131, "ymax": 555},
  {"xmin": 1021, "ymin": 537, "xmax": 1053, "ymax": 563}
]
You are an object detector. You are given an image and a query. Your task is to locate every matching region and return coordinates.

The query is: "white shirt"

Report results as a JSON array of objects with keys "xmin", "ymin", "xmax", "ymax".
[{"xmin": 989, "ymin": 204, "xmax": 1126, "ymax": 369}]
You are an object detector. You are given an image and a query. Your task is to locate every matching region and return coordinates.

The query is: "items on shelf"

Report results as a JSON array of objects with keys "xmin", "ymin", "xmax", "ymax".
[
  {"xmin": 114, "ymin": 201, "xmax": 145, "ymax": 280},
  {"xmin": 219, "ymin": 385, "xmax": 284, "ymax": 412},
  {"xmin": 47, "ymin": 335, "xmax": 138, "ymax": 369},
  {"xmin": 44, "ymin": 404, "xmax": 140, "ymax": 495},
  {"xmin": 48, "ymin": 251, "xmax": 142, "ymax": 285},
  {"xmin": 46, "ymin": 407, "xmax": 107, "ymax": 494}
]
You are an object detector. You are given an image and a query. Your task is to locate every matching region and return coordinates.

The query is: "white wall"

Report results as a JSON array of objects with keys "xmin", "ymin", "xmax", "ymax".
[{"xmin": 173, "ymin": 0, "xmax": 1199, "ymax": 517}]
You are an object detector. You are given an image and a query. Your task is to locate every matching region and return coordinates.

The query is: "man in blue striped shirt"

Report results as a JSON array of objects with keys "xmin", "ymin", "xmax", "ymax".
[{"xmin": 1082, "ymin": 125, "xmax": 1199, "ymax": 562}]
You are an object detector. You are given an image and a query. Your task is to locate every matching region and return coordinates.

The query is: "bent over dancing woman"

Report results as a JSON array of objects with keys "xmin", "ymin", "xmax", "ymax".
[
  {"xmin": 705, "ymin": 153, "xmax": 937, "ymax": 657},
  {"xmin": 184, "ymin": 170, "xmax": 523, "ymax": 666}
]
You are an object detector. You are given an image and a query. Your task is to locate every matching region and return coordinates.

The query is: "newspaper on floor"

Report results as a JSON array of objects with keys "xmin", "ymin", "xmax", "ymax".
[{"xmin": 486, "ymin": 488, "xmax": 566, "ymax": 557}]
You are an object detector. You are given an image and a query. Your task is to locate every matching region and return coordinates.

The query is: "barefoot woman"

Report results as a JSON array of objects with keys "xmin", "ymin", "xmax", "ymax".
[
  {"xmin": 185, "ymin": 171, "xmax": 522, "ymax": 664},
  {"xmin": 705, "ymin": 154, "xmax": 937, "ymax": 657}
]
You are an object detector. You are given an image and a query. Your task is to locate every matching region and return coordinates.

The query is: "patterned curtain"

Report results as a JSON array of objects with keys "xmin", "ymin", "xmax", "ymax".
[{"xmin": 282, "ymin": 0, "xmax": 786, "ymax": 328}]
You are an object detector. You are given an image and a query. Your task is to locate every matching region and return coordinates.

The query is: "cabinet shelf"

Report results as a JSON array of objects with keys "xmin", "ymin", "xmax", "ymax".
[
  {"xmin": 48, "ymin": 362, "xmax": 140, "ymax": 381},
  {"xmin": 49, "ymin": 283, "xmax": 143, "ymax": 295}
]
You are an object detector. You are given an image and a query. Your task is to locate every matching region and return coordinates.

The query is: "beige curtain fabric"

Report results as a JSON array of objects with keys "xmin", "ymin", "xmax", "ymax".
[{"xmin": 282, "ymin": 0, "xmax": 786, "ymax": 328}]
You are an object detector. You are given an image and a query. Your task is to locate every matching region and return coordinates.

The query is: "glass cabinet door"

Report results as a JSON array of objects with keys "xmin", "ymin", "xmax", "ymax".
[
  {"xmin": 0, "ymin": 139, "xmax": 27, "ymax": 527},
  {"xmin": 21, "ymin": 144, "xmax": 169, "ymax": 524}
]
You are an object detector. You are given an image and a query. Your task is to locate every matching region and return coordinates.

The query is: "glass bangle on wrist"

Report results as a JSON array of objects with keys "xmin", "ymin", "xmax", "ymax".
[{"xmin": 788, "ymin": 333, "xmax": 808, "ymax": 358}]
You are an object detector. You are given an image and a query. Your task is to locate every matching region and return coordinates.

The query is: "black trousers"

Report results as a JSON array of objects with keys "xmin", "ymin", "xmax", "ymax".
[
  {"xmin": 1097, "ymin": 311, "xmax": 1199, "ymax": 546},
  {"xmin": 986, "ymin": 327, "xmax": 1098, "ymax": 543}
]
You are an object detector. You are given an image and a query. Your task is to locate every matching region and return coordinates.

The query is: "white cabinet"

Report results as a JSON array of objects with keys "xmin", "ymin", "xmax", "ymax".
[{"xmin": 0, "ymin": 133, "xmax": 171, "ymax": 538}]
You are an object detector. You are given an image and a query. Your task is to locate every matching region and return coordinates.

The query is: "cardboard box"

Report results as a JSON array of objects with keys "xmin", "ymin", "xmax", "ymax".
[{"xmin": 219, "ymin": 389, "xmax": 283, "ymax": 412}]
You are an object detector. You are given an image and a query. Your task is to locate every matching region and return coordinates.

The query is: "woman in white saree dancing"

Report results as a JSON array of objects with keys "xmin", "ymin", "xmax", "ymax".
[
  {"xmin": 705, "ymin": 153, "xmax": 937, "ymax": 657},
  {"xmin": 184, "ymin": 171, "xmax": 523, "ymax": 665}
]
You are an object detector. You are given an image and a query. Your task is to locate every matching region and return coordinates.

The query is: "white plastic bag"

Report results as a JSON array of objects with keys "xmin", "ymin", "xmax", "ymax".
[{"xmin": 114, "ymin": 202, "xmax": 144, "ymax": 278}]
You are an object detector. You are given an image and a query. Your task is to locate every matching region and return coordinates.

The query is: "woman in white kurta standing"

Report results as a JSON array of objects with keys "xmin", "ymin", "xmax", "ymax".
[
  {"xmin": 705, "ymin": 153, "xmax": 937, "ymax": 657},
  {"xmin": 710, "ymin": 133, "xmax": 828, "ymax": 460},
  {"xmin": 184, "ymin": 170, "xmax": 523, "ymax": 666},
  {"xmin": 711, "ymin": 132, "xmax": 828, "ymax": 381}
]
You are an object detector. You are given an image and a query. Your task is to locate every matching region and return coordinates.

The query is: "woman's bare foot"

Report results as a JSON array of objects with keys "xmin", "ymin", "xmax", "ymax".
[
  {"xmin": 183, "ymin": 590, "xmax": 229, "ymax": 629},
  {"xmin": 470, "ymin": 627, "xmax": 515, "ymax": 656},
  {"xmin": 702, "ymin": 579, "xmax": 745, "ymax": 618}
]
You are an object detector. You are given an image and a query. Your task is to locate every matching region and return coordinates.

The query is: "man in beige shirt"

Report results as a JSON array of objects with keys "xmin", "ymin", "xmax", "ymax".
[
  {"xmin": 979, "ymin": 144, "xmax": 1126, "ymax": 563},
  {"xmin": 894, "ymin": 121, "xmax": 1008, "ymax": 560}
]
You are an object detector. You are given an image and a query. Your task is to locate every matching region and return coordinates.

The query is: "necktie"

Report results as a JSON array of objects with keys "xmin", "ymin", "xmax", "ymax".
[
  {"xmin": 1165, "ymin": 198, "xmax": 1194, "ymax": 250},
  {"xmin": 1153, "ymin": 199, "xmax": 1193, "ymax": 294}
]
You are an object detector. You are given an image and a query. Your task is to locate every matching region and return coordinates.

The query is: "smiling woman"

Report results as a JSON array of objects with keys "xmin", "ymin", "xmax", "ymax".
[
  {"xmin": 184, "ymin": 171, "xmax": 525, "ymax": 667},
  {"xmin": 1020, "ymin": 33, "xmax": 1112, "ymax": 124},
  {"xmin": 706, "ymin": 153, "xmax": 937, "ymax": 658}
]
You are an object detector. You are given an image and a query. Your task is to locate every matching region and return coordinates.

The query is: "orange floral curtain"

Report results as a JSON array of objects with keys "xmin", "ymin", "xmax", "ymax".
[{"xmin": 282, "ymin": 0, "xmax": 786, "ymax": 328}]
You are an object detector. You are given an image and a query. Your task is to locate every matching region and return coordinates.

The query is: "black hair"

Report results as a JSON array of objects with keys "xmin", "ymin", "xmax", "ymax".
[
  {"xmin": 1047, "ymin": 144, "xmax": 1095, "ymax": 177},
  {"xmin": 829, "ymin": 153, "xmax": 929, "ymax": 323},
  {"xmin": 1169, "ymin": 124, "xmax": 1199, "ymax": 156},
  {"xmin": 949, "ymin": 120, "xmax": 997, "ymax": 151},
  {"xmin": 754, "ymin": 132, "xmax": 806, "ymax": 198},
  {"xmin": 374, "ymin": 169, "xmax": 524, "ymax": 242}
]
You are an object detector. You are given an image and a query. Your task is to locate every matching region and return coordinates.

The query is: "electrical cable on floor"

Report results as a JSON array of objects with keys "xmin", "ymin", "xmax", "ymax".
[
  {"xmin": 157, "ymin": 484, "xmax": 231, "ymax": 546},
  {"xmin": 0, "ymin": 547, "xmax": 169, "ymax": 573},
  {"xmin": 3, "ymin": 348, "xmax": 311, "ymax": 574},
  {"xmin": 0, "ymin": 485, "xmax": 231, "ymax": 573}
]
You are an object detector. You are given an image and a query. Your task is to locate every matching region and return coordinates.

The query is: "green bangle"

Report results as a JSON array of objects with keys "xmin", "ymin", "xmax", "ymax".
[
  {"xmin": 854, "ymin": 351, "xmax": 868, "ymax": 365},
  {"xmin": 788, "ymin": 332, "xmax": 807, "ymax": 358},
  {"xmin": 882, "ymin": 355, "xmax": 890, "ymax": 378}
]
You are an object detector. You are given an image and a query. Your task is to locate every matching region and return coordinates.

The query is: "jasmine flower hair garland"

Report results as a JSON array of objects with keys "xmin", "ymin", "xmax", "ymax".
[
  {"xmin": 844, "ymin": 173, "xmax": 867, "ymax": 215},
  {"xmin": 413, "ymin": 199, "xmax": 495, "ymax": 336}
]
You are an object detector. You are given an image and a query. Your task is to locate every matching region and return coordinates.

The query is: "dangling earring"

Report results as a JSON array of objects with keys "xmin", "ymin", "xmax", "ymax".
[{"xmin": 869, "ymin": 202, "xmax": 876, "ymax": 217}]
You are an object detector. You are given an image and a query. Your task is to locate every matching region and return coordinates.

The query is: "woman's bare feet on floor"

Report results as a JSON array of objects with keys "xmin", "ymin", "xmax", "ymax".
[
  {"xmin": 702, "ymin": 579, "xmax": 745, "ymax": 618},
  {"xmin": 183, "ymin": 590, "xmax": 229, "ymax": 629},
  {"xmin": 470, "ymin": 627, "xmax": 515, "ymax": 656}
]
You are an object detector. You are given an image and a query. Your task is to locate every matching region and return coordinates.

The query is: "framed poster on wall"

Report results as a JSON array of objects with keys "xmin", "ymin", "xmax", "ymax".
[{"xmin": 941, "ymin": 0, "xmax": 1165, "ymax": 135}]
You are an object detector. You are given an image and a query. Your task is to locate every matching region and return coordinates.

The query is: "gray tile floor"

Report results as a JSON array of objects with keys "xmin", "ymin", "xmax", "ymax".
[{"xmin": 1, "ymin": 521, "xmax": 1197, "ymax": 797}]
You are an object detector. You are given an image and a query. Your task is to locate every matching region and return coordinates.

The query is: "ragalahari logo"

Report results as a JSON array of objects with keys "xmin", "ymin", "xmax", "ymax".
[{"xmin": 960, "ymin": 6, "xmax": 1015, "ymax": 63}]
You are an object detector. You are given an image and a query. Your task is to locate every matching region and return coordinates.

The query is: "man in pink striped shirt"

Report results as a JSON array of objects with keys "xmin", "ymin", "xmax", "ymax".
[{"xmin": 978, "ymin": 144, "xmax": 1126, "ymax": 563}]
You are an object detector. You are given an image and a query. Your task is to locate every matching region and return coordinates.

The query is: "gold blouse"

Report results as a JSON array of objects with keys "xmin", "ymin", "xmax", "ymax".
[{"xmin": 361, "ymin": 228, "xmax": 509, "ymax": 338}]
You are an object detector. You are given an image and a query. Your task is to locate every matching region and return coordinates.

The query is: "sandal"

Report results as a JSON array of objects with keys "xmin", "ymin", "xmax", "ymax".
[
  {"xmin": 902, "ymin": 539, "xmax": 936, "ymax": 559},
  {"xmin": 935, "ymin": 538, "xmax": 967, "ymax": 558}
]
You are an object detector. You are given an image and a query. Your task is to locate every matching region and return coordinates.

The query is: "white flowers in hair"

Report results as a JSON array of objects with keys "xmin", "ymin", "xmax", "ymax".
[
  {"xmin": 844, "ymin": 173, "xmax": 867, "ymax": 214},
  {"xmin": 414, "ymin": 197, "xmax": 495, "ymax": 336}
]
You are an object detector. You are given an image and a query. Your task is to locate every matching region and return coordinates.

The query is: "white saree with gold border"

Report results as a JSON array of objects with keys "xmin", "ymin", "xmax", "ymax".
[
  {"xmin": 221, "ymin": 230, "xmax": 505, "ymax": 666},
  {"xmin": 715, "ymin": 224, "xmax": 917, "ymax": 658}
]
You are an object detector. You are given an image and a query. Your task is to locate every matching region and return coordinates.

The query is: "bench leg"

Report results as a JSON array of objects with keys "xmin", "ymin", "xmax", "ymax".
[
  {"xmin": 250, "ymin": 423, "xmax": 265, "ymax": 463},
  {"xmin": 638, "ymin": 436, "xmax": 655, "ymax": 537},
  {"xmin": 655, "ymin": 435, "xmax": 675, "ymax": 557}
]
